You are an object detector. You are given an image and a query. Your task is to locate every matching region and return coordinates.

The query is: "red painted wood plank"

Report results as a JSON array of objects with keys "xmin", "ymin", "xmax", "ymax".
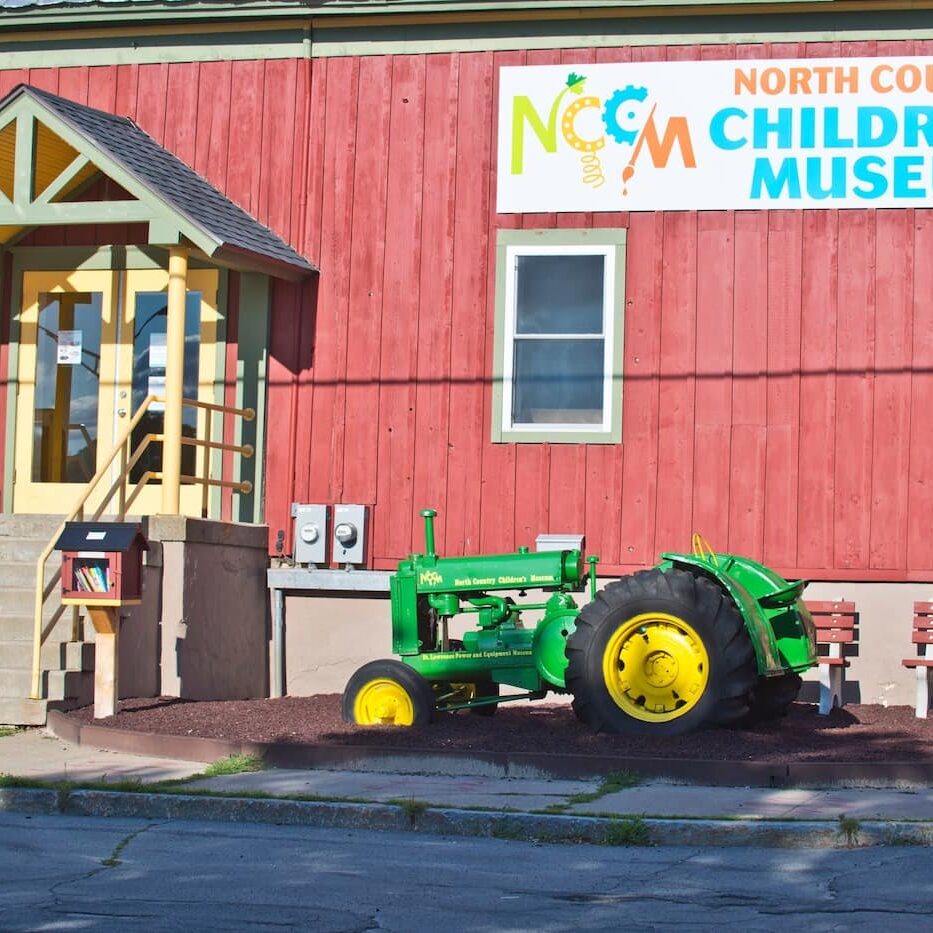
[
  {"xmin": 193, "ymin": 60, "xmax": 233, "ymax": 191},
  {"xmin": 477, "ymin": 49, "xmax": 522, "ymax": 555},
  {"xmin": 869, "ymin": 210, "xmax": 912, "ymax": 571},
  {"xmin": 692, "ymin": 211, "xmax": 734, "ymax": 551},
  {"xmin": 86, "ymin": 66, "xmax": 117, "ymax": 112},
  {"xmin": 258, "ymin": 59, "xmax": 299, "ymax": 243},
  {"xmin": 56, "ymin": 66, "xmax": 88, "ymax": 105},
  {"xmin": 287, "ymin": 58, "xmax": 325, "ymax": 515},
  {"xmin": 619, "ymin": 211, "xmax": 663, "ymax": 567},
  {"xmin": 288, "ymin": 58, "xmax": 313, "ymax": 261},
  {"xmin": 132, "ymin": 63, "xmax": 168, "ymax": 143},
  {"xmin": 797, "ymin": 211, "xmax": 838, "ymax": 570},
  {"xmin": 444, "ymin": 51, "xmax": 494, "ymax": 556},
  {"xmin": 375, "ymin": 55, "xmax": 426, "ymax": 560},
  {"xmin": 834, "ymin": 211, "xmax": 875, "ymax": 569},
  {"xmin": 410, "ymin": 53, "xmax": 459, "ymax": 552},
  {"xmin": 0, "ymin": 252, "xmax": 12, "ymax": 502},
  {"xmin": 305, "ymin": 57, "xmax": 360, "ymax": 508},
  {"xmin": 907, "ymin": 210, "xmax": 933, "ymax": 570},
  {"xmin": 0, "ymin": 70, "xmax": 27, "ymax": 96},
  {"xmin": 654, "ymin": 212, "xmax": 697, "ymax": 555},
  {"xmin": 339, "ymin": 55, "xmax": 391, "ymax": 529},
  {"xmin": 763, "ymin": 210, "xmax": 802, "ymax": 569},
  {"xmin": 223, "ymin": 59, "xmax": 264, "ymax": 214},
  {"xmin": 513, "ymin": 445, "xmax": 550, "ymax": 551},
  {"xmin": 728, "ymin": 211, "xmax": 769, "ymax": 559}
]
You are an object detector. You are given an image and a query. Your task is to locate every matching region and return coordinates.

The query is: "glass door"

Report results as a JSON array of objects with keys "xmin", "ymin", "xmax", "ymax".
[
  {"xmin": 118, "ymin": 268, "xmax": 219, "ymax": 517},
  {"xmin": 13, "ymin": 267, "xmax": 219, "ymax": 516},
  {"xmin": 14, "ymin": 270, "xmax": 119, "ymax": 513}
]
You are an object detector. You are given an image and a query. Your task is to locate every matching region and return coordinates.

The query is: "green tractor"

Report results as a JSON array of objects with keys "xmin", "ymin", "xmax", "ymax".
[{"xmin": 342, "ymin": 509, "xmax": 817, "ymax": 736}]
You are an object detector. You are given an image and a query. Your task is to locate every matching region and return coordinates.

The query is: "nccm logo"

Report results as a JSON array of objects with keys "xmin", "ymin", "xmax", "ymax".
[
  {"xmin": 419, "ymin": 570, "xmax": 443, "ymax": 586},
  {"xmin": 510, "ymin": 72, "xmax": 697, "ymax": 195}
]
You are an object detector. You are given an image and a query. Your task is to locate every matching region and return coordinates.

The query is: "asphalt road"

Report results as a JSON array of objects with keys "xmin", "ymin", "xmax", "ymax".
[{"xmin": 3, "ymin": 811, "xmax": 933, "ymax": 931}]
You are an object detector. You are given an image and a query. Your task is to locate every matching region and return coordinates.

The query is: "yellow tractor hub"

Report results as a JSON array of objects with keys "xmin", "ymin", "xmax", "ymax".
[
  {"xmin": 602, "ymin": 612, "xmax": 710, "ymax": 722},
  {"xmin": 353, "ymin": 677, "xmax": 417, "ymax": 726}
]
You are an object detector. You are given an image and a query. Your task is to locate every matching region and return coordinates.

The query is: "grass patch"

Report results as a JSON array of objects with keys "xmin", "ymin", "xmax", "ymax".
[
  {"xmin": 0, "ymin": 727, "xmax": 23, "ymax": 739},
  {"xmin": 200, "ymin": 754, "xmax": 265, "ymax": 777}
]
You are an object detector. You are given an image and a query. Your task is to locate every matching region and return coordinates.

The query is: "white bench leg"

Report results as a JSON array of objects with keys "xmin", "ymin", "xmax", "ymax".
[
  {"xmin": 915, "ymin": 667, "xmax": 931, "ymax": 719},
  {"xmin": 818, "ymin": 664, "xmax": 842, "ymax": 715}
]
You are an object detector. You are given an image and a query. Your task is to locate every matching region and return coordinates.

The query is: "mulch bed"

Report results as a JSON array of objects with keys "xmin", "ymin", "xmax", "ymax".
[{"xmin": 67, "ymin": 696, "xmax": 933, "ymax": 764}]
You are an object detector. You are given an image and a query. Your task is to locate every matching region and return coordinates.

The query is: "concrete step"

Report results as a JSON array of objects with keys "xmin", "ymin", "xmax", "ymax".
[
  {"xmin": 0, "ymin": 537, "xmax": 54, "ymax": 563},
  {"xmin": 0, "ymin": 561, "xmax": 61, "ymax": 588},
  {"xmin": 0, "ymin": 638, "xmax": 93, "ymax": 671},
  {"xmin": 0, "ymin": 515, "xmax": 66, "ymax": 539},
  {"xmin": 47, "ymin": 668, "xmax": 93, "ymax": 706},
  {"xmin": 0, "ymin": 696, "xmax": 47, "ymax": 726}
]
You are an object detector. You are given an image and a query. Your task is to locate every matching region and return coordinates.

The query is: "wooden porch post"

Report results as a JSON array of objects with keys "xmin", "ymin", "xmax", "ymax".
[{"xmin": 161, "ymin": 246, "xmax": 188, "ymax": 514}]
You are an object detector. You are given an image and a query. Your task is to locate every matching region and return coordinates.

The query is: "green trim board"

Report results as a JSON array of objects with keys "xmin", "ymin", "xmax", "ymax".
[
  {"xmin": 491, "ymin": 227, "xmax": 626, "ymax": 446},
  {"xmin": 3, "ymin": 7, "xmax": 933, "ymax": 63},
  {"xmin": 235, "ymin": 272, "xmax": 270, "ymax": 525}
]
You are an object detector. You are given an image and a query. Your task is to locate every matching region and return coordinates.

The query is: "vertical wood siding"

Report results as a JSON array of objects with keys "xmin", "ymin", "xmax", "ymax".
[{"xmin": 2, "ymin": 40, "xmax": 933, "ymax": 581}]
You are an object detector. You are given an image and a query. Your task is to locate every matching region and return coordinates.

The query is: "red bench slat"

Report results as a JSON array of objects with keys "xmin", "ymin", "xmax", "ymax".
[
  {"xmin": 913, "ymin": 631, "xmax": 933, "ymax": 644},
  {"xmin": 806, "ymin": 601, "xmax": 856, "ymax": 614},
  {"xmin": 912, "ymin": 617, "xmax": 933, "ymax": 630},
  {"xmin": 817, "ymin": 630, "xmax": 855, "ymax": 643},
  {"xmin": 819, "ymin": 657, "xmax": 848, "ymax": 666},
  {"xmin": 903, "ymin": 658, "xmax": 933, "ymax": 668}
]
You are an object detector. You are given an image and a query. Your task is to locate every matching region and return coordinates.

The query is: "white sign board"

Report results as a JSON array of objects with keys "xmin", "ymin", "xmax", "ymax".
[
  {"xmin": 497, "ymin": 57, "xmax": 933, "ymax": 212},
  {"xmin": 57, "ymin": 330, "xmax": 82, "ymax": 365}
]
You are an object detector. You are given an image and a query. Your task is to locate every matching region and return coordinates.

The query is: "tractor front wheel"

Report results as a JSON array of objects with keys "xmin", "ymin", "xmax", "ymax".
[
  {"xmin": 342, "ymin": 659, "xmax": 435, "ymax": 726},
  {"xmin": 566, "ymin": 568, "xmax": 757, "ymax": 736}
]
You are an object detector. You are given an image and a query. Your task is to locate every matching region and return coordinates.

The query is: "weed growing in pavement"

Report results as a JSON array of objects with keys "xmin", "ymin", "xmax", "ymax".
[
  {"xmin": 548, "ymin": 770, "xmax": 641, "ymax": 813},
  {"xmin": 837, "ymin": 814, "xmax": 861, "ymax": 847},
  {"xmin": 201, "ymin": 754, "xmax": 265, "ymax": 777},
  {"xmin": 602, "ymin": 816, "xmax": 650, "ymax": 846},
  {"xmin": 0, "ymin": 727, "xmax": 23, "ymax": 739},
  {"xmin": 390, "ymin": 797, "xmax": 430, "ymax": 824}
]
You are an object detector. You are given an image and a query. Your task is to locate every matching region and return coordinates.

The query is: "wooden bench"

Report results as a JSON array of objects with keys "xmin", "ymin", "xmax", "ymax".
[
  {"xmin": 902, "ymin": 602, "xmax": 933, "ymax": 719},
  {"xmin": 805, "ymin": 600, "xmax": 857, "ymax": 714}
]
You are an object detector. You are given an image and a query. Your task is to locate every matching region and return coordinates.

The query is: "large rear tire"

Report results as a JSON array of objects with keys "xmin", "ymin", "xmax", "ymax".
[
  {"xmin": 342, "ymin": 659, "xmax": 435, "ymax": 726},
  {"xmin": 742, "ymin": 672, "xmax": 802, "ymax": 724},
  {"xmin": 566, "ymin": 568, "xmax": 757, "ymax": 736}
]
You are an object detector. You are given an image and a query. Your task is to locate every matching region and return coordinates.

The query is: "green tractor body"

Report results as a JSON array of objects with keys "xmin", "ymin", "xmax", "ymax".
[{"xmin": 343, "ymin": 509, "xmax": 817, "ymax": 735}]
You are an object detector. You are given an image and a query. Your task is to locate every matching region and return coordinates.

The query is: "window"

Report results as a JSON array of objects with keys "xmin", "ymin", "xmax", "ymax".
[{"xmin": 492, "ymin": 228, "xmax": 625, "ymax": 444}]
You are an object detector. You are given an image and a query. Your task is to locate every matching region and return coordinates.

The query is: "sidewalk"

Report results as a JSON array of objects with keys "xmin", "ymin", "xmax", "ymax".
[{"xmin": 2, "ymin": 727, "xmax": 933, "ymax": 847}]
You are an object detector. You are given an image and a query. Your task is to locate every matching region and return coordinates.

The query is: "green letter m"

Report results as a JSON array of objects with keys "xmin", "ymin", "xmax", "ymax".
[{"xmin": 511, "ymin": 93, "xmax": 565, "ymax": 175}]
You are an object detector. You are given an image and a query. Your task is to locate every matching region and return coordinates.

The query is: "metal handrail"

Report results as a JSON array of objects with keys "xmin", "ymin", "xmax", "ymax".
[{"xmin": 30, "ymin": 395, "xmax": 256, "ymax": 700}]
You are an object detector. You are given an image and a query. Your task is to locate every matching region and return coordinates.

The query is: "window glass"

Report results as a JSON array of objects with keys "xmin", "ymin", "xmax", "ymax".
[
  {"xmin": 515, "ymin": 255, "xmax": 604, "ymax": 334},
  {"xmin": 512, "ymin": 339, "xmax": 604, "ymax": 425},
  {"xmin": 130, "ymin": 290, "xmax": 201, "ymax": 483},
  {"xmin": 32, "ymin": 292, "xmax": 102, "ymax": 482}
]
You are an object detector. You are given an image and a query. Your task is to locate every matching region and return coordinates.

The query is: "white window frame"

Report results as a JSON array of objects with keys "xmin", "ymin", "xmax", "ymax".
[{"xmin": 492, "ymin": 228, "xmax": 626, "ymax": 444}]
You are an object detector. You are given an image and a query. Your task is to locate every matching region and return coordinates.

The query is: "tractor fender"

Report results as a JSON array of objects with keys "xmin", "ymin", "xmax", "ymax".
[{"xmin": 658, "ymin": 553, "xmax": 792, "ymax": 675}]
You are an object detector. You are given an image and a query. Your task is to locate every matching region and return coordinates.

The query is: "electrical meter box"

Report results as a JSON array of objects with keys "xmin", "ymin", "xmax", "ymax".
[
  {"xmin": 54, "ymin": 522, "xmax": 149, "ymax": 605},
  {"xmin": 333, "ymin": 504, "xmax": 367, "ymax": 565},
  {"xmin": 292, "ymin": 503, "xmax": 328, "ymax": 565}
]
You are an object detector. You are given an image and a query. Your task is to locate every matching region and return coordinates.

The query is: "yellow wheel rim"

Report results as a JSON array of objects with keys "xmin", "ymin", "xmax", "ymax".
[
  {"xmin": 602, "ymin": 612, "xmax": 710, "ymax": 723},
  {"xmin": 353, "ymin": 678, "xmax": 417, "ymax": 726}
]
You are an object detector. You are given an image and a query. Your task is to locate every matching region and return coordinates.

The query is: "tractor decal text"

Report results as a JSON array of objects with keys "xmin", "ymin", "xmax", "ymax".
[
  {"xmin": 419, "ymin": 570, "xmax": 443, "ymax": 586},
  {"xmin": 420, "ymin": 649, "xmax": 534, "ymax": 661}
]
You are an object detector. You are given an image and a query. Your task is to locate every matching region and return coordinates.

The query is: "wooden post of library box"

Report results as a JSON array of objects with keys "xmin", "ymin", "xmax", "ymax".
[{"xmin": 54, "ymin": 523, "xmax": 149, "ymax": 718}]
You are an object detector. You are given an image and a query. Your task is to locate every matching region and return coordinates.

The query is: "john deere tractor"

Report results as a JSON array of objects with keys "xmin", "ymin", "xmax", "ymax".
[{"xmin": 342, "ymin": 509, "xmax": 817, "ymax": 736}]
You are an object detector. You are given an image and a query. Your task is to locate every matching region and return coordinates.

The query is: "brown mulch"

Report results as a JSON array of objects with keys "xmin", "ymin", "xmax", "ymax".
[{"xmin": 68, "ymin": 696, "xmax": 933, "ymax": 764}]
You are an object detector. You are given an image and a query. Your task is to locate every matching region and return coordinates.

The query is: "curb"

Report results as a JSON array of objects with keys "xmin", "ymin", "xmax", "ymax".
[
  {"xmin": 46, "ymin": 711, "xmax": 933, "ymax": 788},
  {"xmin": 3, "ymin": 787, "xmax": 932, "ymax": 848}
]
